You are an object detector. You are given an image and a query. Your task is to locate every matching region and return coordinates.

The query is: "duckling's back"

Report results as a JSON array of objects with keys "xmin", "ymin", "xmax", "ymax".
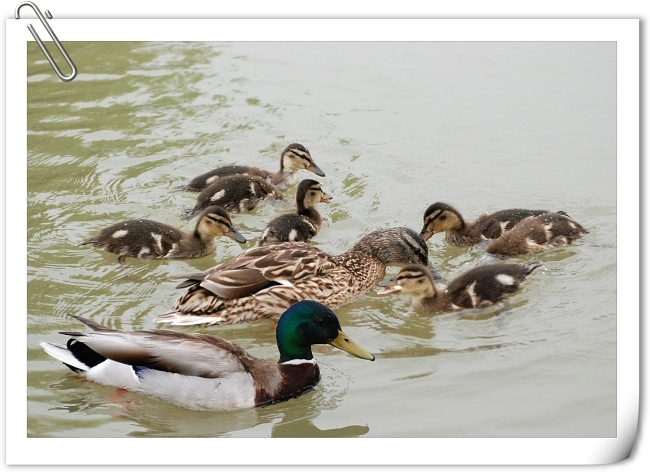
[
  {"xmin": 188, "ymin": 174, "xmax": 281, "ymax": 217},
  {"xmin": 183, "ymin": 165, "xmax": 273, "ymax": 192},
  {"xmin": 83, "ymin": 219, "xmax": 184, "ymax": 258},
  {"xmin": 258, "ymin": 214, "xmax": 318, "ymax": 246}
]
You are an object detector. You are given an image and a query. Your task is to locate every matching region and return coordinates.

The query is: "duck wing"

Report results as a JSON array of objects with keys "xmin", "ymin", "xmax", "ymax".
[
  {"xmin": 63, "ymin": 315, "xmax": 268, "ymax": 379},
  {"xmin": 186, "ymin": 242, "xmax": 335, "ymax": 300}
]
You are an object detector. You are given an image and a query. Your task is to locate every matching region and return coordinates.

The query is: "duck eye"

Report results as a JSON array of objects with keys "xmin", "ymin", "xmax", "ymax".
[
  {"xmin": 315, "ymin": 318, "xmax": 325, "ymax": 326},
  {"xmin": 439, "ymin": 215, "xmax": 446, "ymax": 220}
]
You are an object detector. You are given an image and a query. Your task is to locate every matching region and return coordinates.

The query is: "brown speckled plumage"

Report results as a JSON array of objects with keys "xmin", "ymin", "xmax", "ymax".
[{"xmin": 155, "ymin": 227, "xmax": 428, "ymax": 325}]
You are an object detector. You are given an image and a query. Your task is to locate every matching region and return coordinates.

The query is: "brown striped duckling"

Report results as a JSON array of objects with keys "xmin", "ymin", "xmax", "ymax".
[
  {"xmin": 182, "ymin": 143, "xmax": 325, "ymax": 192},
  {"xmin": 40, "ymin": 301, "xmax": 374, "ymax": 411},
  {"xmin": 377, "ymin": 261, "xmax": 542, "ymax": 312},
  {"xmin": 186, "ymin": 174, "xmax": 283, "ymax": 219},
  {"xmin": 420, "ymin": 202, "xmax": 560, "ymax": 246},
  {"xmin": 485, "ymin": 212, "xmax": 589, "ymax": 257},
  {"xmin": 258, "ymin": 179, "xmax": 332, "ymax": 246},
  {"xmin": 83, "ymin": 206, "xmax": 246, "ymax": 266},
  {"xmin": 155, "ymin": 227, "xmax": 428, "ymax": 326}
]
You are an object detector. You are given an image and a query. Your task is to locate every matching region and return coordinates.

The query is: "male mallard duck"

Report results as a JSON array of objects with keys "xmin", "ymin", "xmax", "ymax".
[
  {"xmin": 83, "ymin": 206, "xmax": 246, "ymax": 266},
  {"xmin": 185, "ymin": 174, "xmax": 283, "ymax": 219},
  {"xmin": 485, "ymin": 212, "xmax": 589, "ymax": 257},
  {"xmin": 420, "ymin": 202, "xmax": 560, "ymax": 246},
  {"xmin": 377, "ymin": 261, "xmax": 542, "ymax": 312},
  {"xmin": 181, "ymin": 143, "xmax": 325, "ymax": 192},
  {"xmin": 258, "ymin": 179, "xmax": 332, "ymax": 246},
  {"xmin": 40, "ymin": 301, "xmax": 375, "ymax": 411},
  {"xmin": 155, "ymin": 227, "xmax": 429, "ymax": 326}
]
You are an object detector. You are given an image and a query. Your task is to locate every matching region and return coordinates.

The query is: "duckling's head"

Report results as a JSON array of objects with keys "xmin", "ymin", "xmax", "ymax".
[
  {"xmin": 355, "ymin": 227, "xmax": 429, "ymax": 267},
  {"xmin": 377, "ymin": 264, "xmax": 437, "ymax": 301},
  {"xmin": 195, "ymin": 206, "xmax": 246, "ymax": 243},
  {"xmin": 296, "ymin": 179, "xmax": 332, "ymax": 210},
  {"xmin": 276, "ymin": 300, "xmax": 375, "ymax": 363},
  {"xmin": 280, "ymin": 143, "xmax": 325, "ymax": 177},
  {"xmin": 420, "ymin": 202, "xmax": 464, "ymax": 240}
]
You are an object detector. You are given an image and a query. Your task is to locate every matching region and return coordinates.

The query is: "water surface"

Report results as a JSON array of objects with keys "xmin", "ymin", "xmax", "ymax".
[{"xmin": 26, "ymin": 41, "xmax": 616, "ymax": 438}]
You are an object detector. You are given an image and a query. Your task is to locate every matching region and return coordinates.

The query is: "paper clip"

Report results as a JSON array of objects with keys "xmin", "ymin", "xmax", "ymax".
[{"xmin": 15, "ymin": 1, "xmax": 77, "ymax": 82}]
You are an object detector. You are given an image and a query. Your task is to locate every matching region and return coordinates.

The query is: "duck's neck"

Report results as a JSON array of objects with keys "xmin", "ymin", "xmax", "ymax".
[
  {"xmin": 413, "ymin": 285, "xmax": 450, "ymax": 312},
  {"xmin": 190, "ymin": 225, "xmax": 215, "ymax": 243},
  {"xmin": 297, "ymin": 206, "xmax": 322, "ymax": 228},
  {"xmin": 445, "ymin": 227, "xmax": 477, "ymax": 246},
  {"xmin": 277, "ymin": 342, "xmax": 314, "ymax": 363},
  {"xmin": 179, "ymin": 231, "xmax": 215, "ymax": 254},
  {"xmin": 332, "ymin": 249, "xmax": 387, "ymax": 288},
  {"xmin": 270, "ymin": 168, "xmax": 298, "ymax": 187}
]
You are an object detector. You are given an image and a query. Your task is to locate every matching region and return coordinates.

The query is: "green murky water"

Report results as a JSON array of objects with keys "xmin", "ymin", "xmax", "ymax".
[{"xmin": 26, "ymin": 41, "xmax": 616, "ymax": 438}]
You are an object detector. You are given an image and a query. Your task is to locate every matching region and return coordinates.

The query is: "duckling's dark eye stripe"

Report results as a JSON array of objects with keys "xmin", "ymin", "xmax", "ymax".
[
  {"xmin": 205, "ymin": 214, "xmax": 230, "ymax": 225},
  {"xmin": 426, "ymin": 209, "xmax": 443, "ymax": 221},
  {"xmin": 293, "ymin": 153, "xmax": 313, "ymax": 163},
  {"xmin": 397, "ymin": 273, "xmax": 425, "ymax": 281}
]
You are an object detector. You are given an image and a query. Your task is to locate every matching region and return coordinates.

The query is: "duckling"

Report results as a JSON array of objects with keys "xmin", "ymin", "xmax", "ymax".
[
  {"xmin": 185, "ymin": 174, "xmax": 283, "ymax": 219},
  {"xmin": 40, "ymin": 301, "xmax": 374, "ymax": 411},
  {"xmin": 258, "ymin": 179, "xmax": 332, "ymax": 246},
  {"xmin": 485, "ymin": 212, "xmax": 589, "ymax": 257},
  {"xmin": 377, "ymin": 261, "xmax": 542, "ymax": 312},
  {"xmin": 420, "ymin": 202, "xmax": 559, "ymax": 246},
  {"xmin": 83, "ymin": 206, "xmax": 246, "ymax": 266},
  {"xmin": 182, "ymin": 143, "xmax": 325, "ymax": 192},
  {"xmin": 155, "ymin": 227, "xmax": 429, "ymax": 325}
]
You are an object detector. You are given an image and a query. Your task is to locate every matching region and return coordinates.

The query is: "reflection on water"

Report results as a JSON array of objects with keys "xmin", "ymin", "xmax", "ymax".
[
  {"xmin": 41, "ymin": 364, "xmax": 368, "ymax": 438},
  {"xmin": 27, "ymin": 41, "xmax": 616, "ymax": 438}
]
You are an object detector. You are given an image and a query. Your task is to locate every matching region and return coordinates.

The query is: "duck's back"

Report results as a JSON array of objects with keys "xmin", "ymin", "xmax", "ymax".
[
  {"xmin": 472, "ymin": 209, "xmax": 550, "ymax": 240},
  {"xmin": 184, "ymin": 165, "xmax": 273, "ymax": 192},
  {"xmin": 158, "ymin": 242, "xmax": 338, "ymax": 324},
  {"xmin": 486, "ymin": 213, "xmax": 588, "ymax": 256},
  {"xmin": 84, "ymin": 219, "xmax": 185, "ymax": 258},
  {"xmin": 157, "ymin": 241, "xmax": 386, "ymax": 325},
  {"xmin": 259, "ymin": 214, "xmax": 318, "ymax": 246},
  {"xmin": 190, "ymin": 174, "xmax": 279, "ymax": 216},
  {"xmin": 445, "ymin": 263, "xmax": 533, "ymax": 308}
]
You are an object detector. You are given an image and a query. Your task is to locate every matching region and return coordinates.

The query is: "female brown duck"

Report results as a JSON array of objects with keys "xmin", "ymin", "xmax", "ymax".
[{"xmin": 156, "ymin": 227, "xmax": 429, "ymax": 325}]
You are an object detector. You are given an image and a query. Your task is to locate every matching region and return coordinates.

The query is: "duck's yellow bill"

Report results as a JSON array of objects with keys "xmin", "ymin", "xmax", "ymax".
[{"xmin": 329, "ymin": 330, "xmax": 375, "ymax": 361}]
